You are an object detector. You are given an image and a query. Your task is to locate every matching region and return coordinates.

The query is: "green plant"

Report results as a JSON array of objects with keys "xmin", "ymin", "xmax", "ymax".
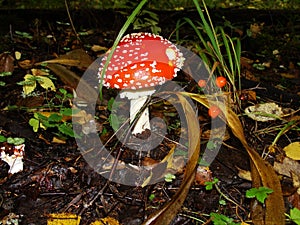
[
  {"xmin": 205, "ymin": 177, "xmax": 219, "ymax": 190},
  {"xmin": 0, "ymin": 71, "xmax": 12, "ymax": 86},
  {"xmin": 175, "ymin": 0, "xmax": 241, "ymax": 108},
  {"xmin": 148, "ymin": 193, "xmax": 155, "ymax": 201},
  {"xmin": 286, "ymin": 207, "xmax": 300, "ymax": 225},
  {"xmin": 132, "ymin": 9, "xmax": 161, "ymax": 34},
  {"xmin": 29, "ymin": 109, "xmax": 78, "ymax": 138},
  {"xmin": 245, "ymin": 186, "xmax": 273, "ymax": 204},
  {"xmin": 210, "ymin": 213, "xmax": 241, "ymax": 225},
  {"xmin": 164, "ymin": 173, "xmax": 176, "ymax": 182},
  {"xmin": 0, "ymin": 135, "xmax": 25, "ymax": 145},
  {"xmin": 17, "ymin": 69, "xmax": 56, "ymax": 96}
]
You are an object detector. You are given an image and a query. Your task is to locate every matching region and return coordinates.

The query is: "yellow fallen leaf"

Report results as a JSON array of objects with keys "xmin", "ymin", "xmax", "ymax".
[
  {"xmin": 90, "ymin": 217, "xmax": 120, "ymax": 225},
  {"xmin": 15, "ymin": 51, "xmax": 21, "ymax": 60},
  {"xmin": 284, "ymin": 142, "xmax": 300, "ymax": 160},
  {"xmin": 38, "ymin": 75, "xmax": 56, "ymax": 91},
  {"xmin": 52, "ymin": 136, "xmax": 66, "ymax": 144},
  {"xmin": 23, "ymin": 74, "xmax": 37, "ymax": 95},
  {"xmin": 47, "ymin": 213, "xmax": 80, "ymax": 225}
]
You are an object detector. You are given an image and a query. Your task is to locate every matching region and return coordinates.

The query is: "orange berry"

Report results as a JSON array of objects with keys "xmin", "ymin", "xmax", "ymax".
[
  {"xmin": 198, "ymin": 79, "xmax": 206, "ymax": 88},
  {"xmin": 208, "ymin": 105, "xmax": 221, "ymax": 118},
  {"xmin": 216, "ymin": 76, "xmax": 227, "ymax": 88}
]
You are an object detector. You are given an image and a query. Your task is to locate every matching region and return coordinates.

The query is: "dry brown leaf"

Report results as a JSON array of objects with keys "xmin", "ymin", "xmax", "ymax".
[
  {"xmin": 39, "ymin": 49, "xmax": 93, "ymax": 70},
  {"xmin": 142, "ymin": 93, "xmax": 200, "ymax": 225},
  {"xmin": 46, "ymin": 63, "xmax": 100, "ymax": 105},
  {"xmin": 182, "ymin": 92, "xmax": 285, "ymax": 225},
  {"xmin": 0, "ymin": 52, "xmax": 14, "ymax": 73},
  {"xmin": 274, "ymin": 157, "xmax": 300, "ymax": 178}
]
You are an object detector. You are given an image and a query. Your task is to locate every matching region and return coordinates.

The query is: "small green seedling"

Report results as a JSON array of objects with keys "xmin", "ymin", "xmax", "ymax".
[
  {"xmin": 7, "ymin": 137, "xmax": 25, "ymax": 145},
  {"xmin": 164, "ymin": 173, "xmax": 176, "ymax": 182},
  {"xmin": 286, "ymin": 207, "xmax": 300, "ymax": 225},
  {"xmin": 0, "ymin": 135, "xmax": 25, "ymax": 145},
  {"xmin": 205, "ymin": 177, "xmax": 219, "ymax": 190},
  {"xmin": 29, "ymin": 110, "xmax": 78, "ymax": 138},
  {"xmin": 210, "ymin": 213, "xmax": 240, "ymax": 225},
  {"xmin": 246, "ymin": 186, "xmax": 273, "ymax": 204},
  {"xmin": 0, "ymin": 135, "xmax": 6, "ymax": 142},
  {"xmin": 148, "ymin": 193, "xmax": 155, "ymax": 201},
  {"xmin": 0, "ymin": 71, "xmax": 12, "ymax": 77}
]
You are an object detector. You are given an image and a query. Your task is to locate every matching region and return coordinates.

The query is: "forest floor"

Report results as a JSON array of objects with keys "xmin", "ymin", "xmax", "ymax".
[{"xmin": 0, "ymin": 8, "xmax": 300, "ymax": 225}]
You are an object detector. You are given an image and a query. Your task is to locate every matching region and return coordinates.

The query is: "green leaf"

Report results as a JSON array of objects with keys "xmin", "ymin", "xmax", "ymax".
[
  {"xmin": 58, "ymin": 123, "xmax": 75, "ymax": 137},
  {"xmin": 59, "ymin": 88, "xmax": 67, "ymax": 95},
  {"xmin": 60, "ymin": 108, "xmax": 73, "ymax": 116},
  {"xmin": 107, "ymin": 97, "xmax": 115, "ymax": 111},
  {"xmin": 29, "ymin": 118, "xmax": 40, "ymax": 132},
  {"xmin": 246, "ymin": 187, "xmax": 273, "ymax": 204},
  {"xmin": 290, "ymin": 207, "xmax": 300, "ymax": 225},
  {"xmin": 0, "ymin": 135, "xmax": 7, "ymax": 142},
  {"xmin": 149, "ymin": 193, "xmax": 155, "ymax": 201},
  {"xmin": 48, "ymin": 113, "xmax": 63, "ymax": 122},
  {"xmin": 164, "ymin": 173, "xmax": 176, "ymax": 182},
  {"xmin": 207, "ymin": 140, "xmax": 217, "ymax": 150},
  {"xmin": 7, "ymin": 137, "xmax": 25, "ymax": 145},
  {"xmin": 0, "ymin": 71, "xmax": 12, "ymax": 77},
  {"xmin": 210, "ymin": 213, "xmax": 240, "ymax": 225},
  {"xmin": 205, "ymin": 177, "xmax": 219, "ymax": 190}
]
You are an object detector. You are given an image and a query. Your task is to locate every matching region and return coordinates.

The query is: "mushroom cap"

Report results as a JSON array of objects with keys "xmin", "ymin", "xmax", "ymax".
[{"xmin": 98, "ymin": 33, "xmax": 184, "ymax": 90}]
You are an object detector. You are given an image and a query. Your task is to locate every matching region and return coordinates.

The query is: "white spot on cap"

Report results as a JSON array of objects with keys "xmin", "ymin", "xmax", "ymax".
[
  {"xmin": 122, "ymin": 50, "xmax": 127, "ymax": 54},
  {"xmin": 141, "ymin": 75, "xmax": 148, "ymax": 80},
  {"xmin": 130, "ymin": 64, "xmax": 137, "ymax": 69},
  {"xmin": 125, "ymin": 74, "xmax": 131, "ymax": 78},
  {"xmin": 117, "ymin": 78, "xmax": 123, "ymax": 83},
  {"xmin": 150, "ymin": 61, "xmax": 157, "ymax": 68},
  {"xmin": 114, "ymin": 84, "xmax": 120, "ymax": 89},
  {"xmin": 166, "ymin": 48, "xmax": 176, "ymax": 60},
  {"xmin": 141, "ymin": 52, "xmax": 148, "ymax": 57},
  {"xmin": 152, "ymin": 68, "xmax": 161, "ymax": 73}
]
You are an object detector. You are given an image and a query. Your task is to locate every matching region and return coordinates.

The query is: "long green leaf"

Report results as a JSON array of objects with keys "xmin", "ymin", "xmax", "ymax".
[{"xmin": 99, "ymin": 0, "xmax": 148, "ymax": 99}]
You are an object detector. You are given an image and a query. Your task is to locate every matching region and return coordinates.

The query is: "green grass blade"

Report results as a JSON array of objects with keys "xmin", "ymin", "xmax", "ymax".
[{"xmin": 99, "ymin": 0, "xmax": 148, "ymax": 99}]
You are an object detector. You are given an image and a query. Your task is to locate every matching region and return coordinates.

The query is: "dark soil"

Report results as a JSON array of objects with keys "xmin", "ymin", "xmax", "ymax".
[{"xmin": 0, "ymin": 8, "xmax": 300, "ymax": 225}]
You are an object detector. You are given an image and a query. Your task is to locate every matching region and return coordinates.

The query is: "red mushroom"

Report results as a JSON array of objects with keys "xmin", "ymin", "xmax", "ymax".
[{"xmin": 98, "ymin": 33, "xmax": 184, "ymax": 135}]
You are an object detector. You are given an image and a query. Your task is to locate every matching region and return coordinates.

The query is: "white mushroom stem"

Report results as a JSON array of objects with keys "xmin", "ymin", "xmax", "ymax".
[
  {"xmin": 130, "ymin": 96, "xmax": 150, "ymax": 135},
  {"xmin": 120, "ymin": 88, "xmax": 156, "ymax": 135}
]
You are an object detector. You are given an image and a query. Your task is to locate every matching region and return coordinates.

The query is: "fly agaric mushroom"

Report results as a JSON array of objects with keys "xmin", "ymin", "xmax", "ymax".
[{"xmin": 98, "ymin": 33, "xmax": 184, "ymax": 135}]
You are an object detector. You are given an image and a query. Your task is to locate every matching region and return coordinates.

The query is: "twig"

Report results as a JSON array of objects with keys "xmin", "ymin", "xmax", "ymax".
[
  {"xmin": 79, "ymin": 181, "xmax": 109, "ymax": 216},
  {"xmin": 64, "ymin": 0, "xmax": 81, "ymax": 42}
]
